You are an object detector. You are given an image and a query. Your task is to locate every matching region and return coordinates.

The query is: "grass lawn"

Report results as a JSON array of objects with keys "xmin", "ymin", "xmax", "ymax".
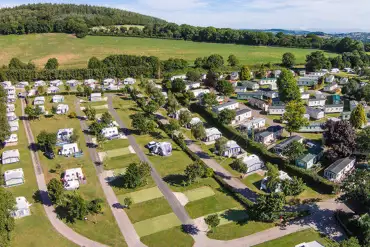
[
  {"xmin": 105, "ymin": 147, "xmax": 132, "ymax": 158},
  {"xmin": 103, "ymin": 153, "xmax": 140, "ymax": 170},
  {"xmin": 124, "ymin": 197, "xmax": 173, "ymax": 223},
  {"xmin": 3, "ymin": 99, "xmax": 77, "ymax": 247},
  {"xmin": 242, "ymin": 173, "xmax": 267, "ymax": 194},
  {"xmin": 183, "ymin": 186, "xmax": 215, "ymax": 201},
  {"xmin": 253, "ymin": 228, "xmax": 336, "ymax": 247},
  {"xmin": 118, "ymin": 186, "xmax": 163, "ymax": 204},
  {"xmin": 0, "ymin": 34, "xmax": 335, "ymax": 69},
  {"xmin": 207, "ymin": 220, "xmax": 275, "ymax": 240},
  {"xmin": 141, "ymin": 226, "xmax": 194, "ymax": 247},
  {"xmin": 185, "ymin": 181, "xmax": 243, "ymax": 219},
  {"xmin": 100, "ymin": 138, "xmax": 130, "ymax": 151},
  {"xmin": 28, "ymin": 95, "xmax": 127, "ymax": 247},
  {"xmin": 133, "ymin": 213, "xmax": 182, "ymax": 237}
]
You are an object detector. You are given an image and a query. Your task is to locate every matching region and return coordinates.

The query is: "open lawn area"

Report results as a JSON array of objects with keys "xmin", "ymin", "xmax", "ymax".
[
  {"xmin": 0, "ymin": 34, "xmax": 335, "ymax": 68},
  {"xmin": 253, "ymin": 228, "xmax": 336, "ymax": 247},
  {"xmin": 2, "ymin": 99, "xmax": 77, "ymax": 247},
  {"xmin": 141, "ymin": 226, "xmax": 194, "ymax": 247},
  {"xmin": 134, "ymin": 213, "xmax": 182, "ymax": 237},
  {"xmin": 27, "ymin": 96, "xmax": 126, "ymax": 247},
  {"xmin": 208, "ymin": 220, "xmax": 275, "ymax": 240}
]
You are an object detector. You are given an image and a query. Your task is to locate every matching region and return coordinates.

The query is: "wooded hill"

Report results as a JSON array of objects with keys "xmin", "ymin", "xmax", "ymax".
[{"xmin": 0, "ymin": 3, "xmax": 166, "ymax": 37}]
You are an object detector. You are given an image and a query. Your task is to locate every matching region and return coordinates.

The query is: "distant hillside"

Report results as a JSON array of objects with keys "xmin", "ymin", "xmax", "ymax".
[{"xmin": 0, "ymin": 3, "xmax": 166, "ymax": 37}]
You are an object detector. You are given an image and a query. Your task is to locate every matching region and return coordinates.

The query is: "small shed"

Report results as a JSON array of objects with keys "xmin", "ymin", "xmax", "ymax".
[
  {"xmin": 2, "ymin": 149, "xmax": 20, "ymax": 165},
  {"xmin": 123, "ymin": 78, "xmax": 136, "ymax": 85},
  {"xmin": 203, "ymin": 128, "xmax": 222, "ymax": 142},
  {"xmin": 11, "ymin": 197, "xmax": 31, "ymax": 219},
  {"xmin": 57, "ymin": 128, "xmax": 74, "ymax": 141},
  {"xmin": 50, "ymin": 80, "xmax": 63, "ymax": 87},
  {"xmin": 4, "ymin": 168, "xmax": 24, "ymax": 187},
  {"xmin": 66, "ymin": 80, "xmax": 79, "ymax": 87},
  {"xmin": 47, "ymin": 86, "xmax": 60, "ymax": 94}
]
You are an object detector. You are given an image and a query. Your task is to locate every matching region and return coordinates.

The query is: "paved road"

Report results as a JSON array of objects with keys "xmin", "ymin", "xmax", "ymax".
[
  {"xmin": 107, "ymin": 94, "xmax": 193, "ymax": 225},
  {"xmin": 21, "ymin": 99, "xmax": 107, "ymax": 247},
  {"xmin": 75, "ymin": 99, "xmax": 146, "ymax": 247}
]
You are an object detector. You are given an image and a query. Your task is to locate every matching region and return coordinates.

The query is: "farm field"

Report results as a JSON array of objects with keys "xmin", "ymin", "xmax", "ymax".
[{"xmin": 0, "ymin": 34, "xmax": 335, "ymax": 69}]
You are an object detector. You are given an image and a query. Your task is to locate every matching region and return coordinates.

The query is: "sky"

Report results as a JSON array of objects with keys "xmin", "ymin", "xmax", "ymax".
[{"xmin": 1, "ymin": 0, "xmax": 370, "ymax": 32}]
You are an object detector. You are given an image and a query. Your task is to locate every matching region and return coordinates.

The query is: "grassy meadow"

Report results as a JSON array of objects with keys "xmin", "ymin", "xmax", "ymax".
[{"xmin": 0, "ymin": 34, "xmax": 335, "ymax": 69}]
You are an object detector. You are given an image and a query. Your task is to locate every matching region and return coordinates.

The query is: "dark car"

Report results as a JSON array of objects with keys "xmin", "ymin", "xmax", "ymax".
[{"xmin": 44, "ymin": 150, "xmax": 55, "ymax": 159}]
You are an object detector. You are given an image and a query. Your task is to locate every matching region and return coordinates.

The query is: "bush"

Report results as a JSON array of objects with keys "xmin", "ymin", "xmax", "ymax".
[{"xmin": 68, "ymin": 112, "xmax": 77, "ymax": 118}]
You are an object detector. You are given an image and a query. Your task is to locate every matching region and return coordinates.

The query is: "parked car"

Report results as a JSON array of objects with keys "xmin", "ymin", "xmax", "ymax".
[{"xmin": 44, "ymin": 149, "xmax": 55, "ymax": 159}]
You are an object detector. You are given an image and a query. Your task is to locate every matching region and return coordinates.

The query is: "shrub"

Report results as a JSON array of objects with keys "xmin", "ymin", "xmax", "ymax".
[{"xmin": 68, "ymin": 112, "xmax": 77, "ymax": 118}]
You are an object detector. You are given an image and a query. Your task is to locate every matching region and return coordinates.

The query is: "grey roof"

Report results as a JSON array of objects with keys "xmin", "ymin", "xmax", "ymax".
[
  {"xmin": 325, "ymin": 157, "xmax": 355, "ymax": 174},
  {"xmin": 213, "ymin": 101, "xmax": 238, "ymax": 109},
  {"xmin": 269, "ymin": 105, "xmax": 285, "ymax": 109},
  {"xmin": 236, "ymin": 108, "xmax": 251, "ymax": 116},
  {"xmin": 274, "ymin": 136, "xmax": 303, "ymax": 150},
  {"xmin": 324, "ymin": 104, "xmax": 344, "ymax": 108},
  {"xmin": 298, "ymin": 153, "xmax": 317, "ymax": 163},
  {"xmin": 256, "ymin": 131, "xmax": 273, "ymax": 138}
]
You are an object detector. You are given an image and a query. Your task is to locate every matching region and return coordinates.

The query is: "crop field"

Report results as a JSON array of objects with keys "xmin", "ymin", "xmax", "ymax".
[{"xmin": 0, "ymin": 34, "xmax": 335, "ymax": 69}]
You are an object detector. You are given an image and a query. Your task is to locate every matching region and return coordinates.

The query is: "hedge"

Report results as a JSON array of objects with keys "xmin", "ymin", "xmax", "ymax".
[{"xmin": 190, "ymin": 103, "xmax": 338, "ymax": 194}]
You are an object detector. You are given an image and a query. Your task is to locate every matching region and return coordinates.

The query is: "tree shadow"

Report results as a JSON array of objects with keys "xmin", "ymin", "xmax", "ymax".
[
  {"xmin": 108, "ymin": 176, "xmax": 125, "ymax": 189},
  {"xmin": 220, "ymin": 209, "xmax": 249, "ymax": 225},
  {"xmin": 54, "ymin": 205, "xmax": 76, "ymax": 224},
  {"xmin": 163, "ymin": 174, "xmax": 188, "ymax": 187},
  {"xmin": 182, "ymin": 224, "xmax": 200, "ymax": 235}
]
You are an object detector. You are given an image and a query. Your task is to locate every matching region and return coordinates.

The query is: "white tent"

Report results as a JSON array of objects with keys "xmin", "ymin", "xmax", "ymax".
[
  {"xmin": 4, "ymin": 168, "xmax": 24, "ymax": 187},
  {"xmin": 4, "ymin": 134, "xmax": 18, "ymax": 144}
]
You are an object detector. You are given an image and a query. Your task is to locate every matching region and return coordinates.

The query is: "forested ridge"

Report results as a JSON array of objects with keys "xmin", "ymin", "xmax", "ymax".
[{"xmin": 0, "ymin": 3, "xmax": 166, "ymax": 37}]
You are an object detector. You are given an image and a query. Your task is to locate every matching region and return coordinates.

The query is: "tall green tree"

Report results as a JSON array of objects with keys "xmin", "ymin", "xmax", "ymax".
[
  {"xmin": 191, "ymin": 122, "xmax": 206, "ymax": 140},
  {"xmin": 201, "ymin": 92, "xmax": 218, "ymax": 108},
  {"xmin": 350, "ymin": 104, "xmax": 367, "ymax": 129},
  {"xmin": 44, "ymin": 58, "xmax": 59, "ymax": 70},
  {"xmin": 204, "ymin": 214, "xmax": 220, "ymax": 232},
  {"xmin": 282, "ymin": 52, "xmax": 296, "ymax": 68},
  {"xmin": 47, "ymin": 178, "xmax": 64, "ymax": 204},
  {"xmin": 227, "ymin": 54, "xmax": 239, "ymax": 66},
  {"xmin": 217, "ymin": 109, "xmax": 236, "ymax": 124},
  {"xmin": 306, "ymin": 51, "xmax": 331, "ymax": 72},
  {"xmin": 282, "ymin": 100, "xmax": 309, "ymax": 136},
  {"xmin": 282, "ymin": 141, "xmax": 306, "ymax": 161},
  {"xmin": 122, "ymin": 162, "xmax": 151, "ymax": 188},
  {"xmin": 340, "ymin": 170, "xmax": 370, "ymax": 211},
  {"xmin": 356, "ymin": 127, "xmax": 370, "ymax": 157},
  {"xmin": 277, "ymin": 69, "xmax": 300, "ymax": 103},
  {"xmin": 62, "ymin": 192, "xmax": 89, "ymax": 222},
  {"xmin": 240, "ymin": 65, "xmax": 252, "ymax": 80},
  {"xmin": 130, "ymin": 113, "xmax": 156, "ymax": 135},
  {"xmin": 0, "ymin": 188, "xmax": 15, "ymax": 247},
  {"xmin": 216, "ymin": 80, "xmax": 234, "ymax": 96},
  {"xmin": 249, "ymin": 193, "xmax": 285, "ymax": 222},
  {"xmin": 83, "ymin": 106, "xmax": 96, "ymax": 120},
  {"xmin": 214, "ymin": 137, "xmax": 228, "ymax": 156},
  {"xmin": 179, "ymin": 110, "xmax": 192, "ymax": 127}
]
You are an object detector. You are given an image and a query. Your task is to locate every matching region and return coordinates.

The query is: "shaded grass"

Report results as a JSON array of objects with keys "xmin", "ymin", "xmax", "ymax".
[
  {"xmin": 124, "ymin": 197, "xmax": 172, "ymax": 223},
  {"xmin": 141, "ymin": 226, "xmax": 194, "ymax": 247},
  {"xmin": 242, "ymin": 173, "xmax": 267, "ymax": 194},
  {"xmin": 207, "ymin": 220, "xmax": 275, "ymax": 240},
  {"xmin": 253, "ymin": 229, "xmax": 336, "ymax": 247},
  {"xmin": 0, "ymin": 34, "xmax": 335, "ymax": 69}
]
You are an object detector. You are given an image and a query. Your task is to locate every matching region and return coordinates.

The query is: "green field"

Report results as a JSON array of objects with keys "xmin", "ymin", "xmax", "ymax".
[{"xmin": 0, "ymin": 34, "xmax": 334, "ymax": 69}]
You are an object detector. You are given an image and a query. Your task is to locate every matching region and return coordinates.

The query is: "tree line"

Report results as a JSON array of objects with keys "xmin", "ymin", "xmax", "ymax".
[
  {"xmin": 0, "ymin": 55, "xmax": 189, "ymax": 82},
  {"xmin": 91, "ymin": 23, "xmax": 365, "ymax": 53},
  {"xmin": 0, "ymin": 3, "xmax": 166, "ymax": 38}
]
